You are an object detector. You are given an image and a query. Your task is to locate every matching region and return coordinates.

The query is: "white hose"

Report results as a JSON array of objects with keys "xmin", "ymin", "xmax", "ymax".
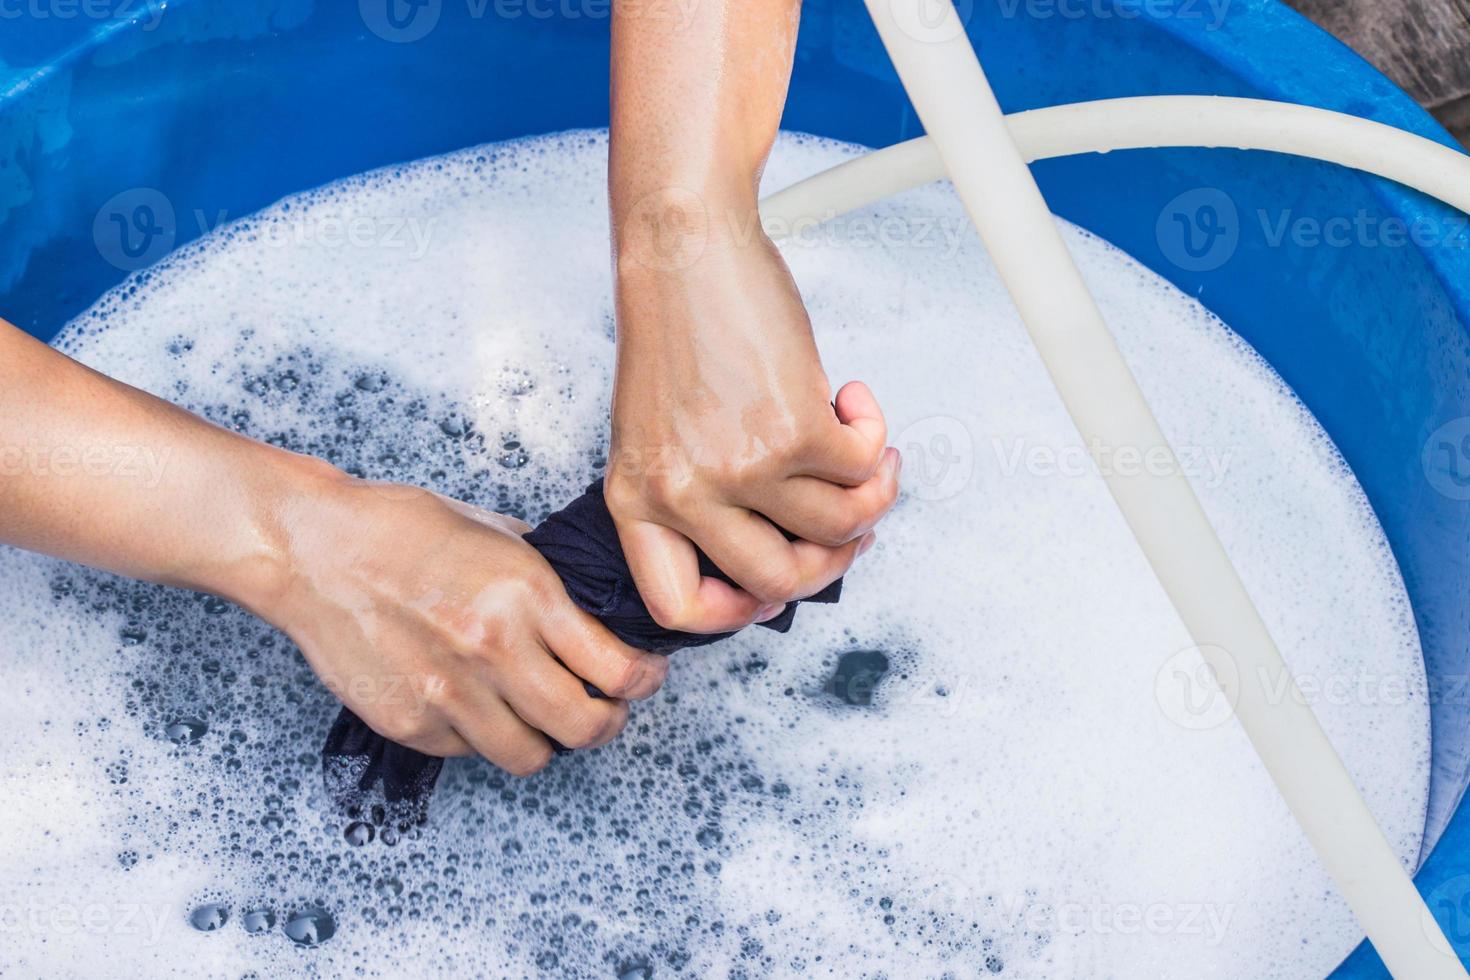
[
  {"xmin": 855, "ymin": 4, "xmax": 1467, "ymax": 978},
  {"xmin": 761, "ymin": 96, "xmax": 1470, "ymax": 229}
]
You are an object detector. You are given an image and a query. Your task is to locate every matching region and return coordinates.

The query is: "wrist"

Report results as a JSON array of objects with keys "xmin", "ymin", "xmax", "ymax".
[
  {"xmin": 612, "ymin": 180, "xmax": 764, "ymax": 279},
  {"xmin": 194, "ymin": 444, "xmax": 351, "ymax": 624}
]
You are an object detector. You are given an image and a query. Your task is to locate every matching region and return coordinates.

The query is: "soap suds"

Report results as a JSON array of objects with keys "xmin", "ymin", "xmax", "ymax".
[{"xmin": 0, "ymin": 130, "xmax": 1429, "ymax": 978}]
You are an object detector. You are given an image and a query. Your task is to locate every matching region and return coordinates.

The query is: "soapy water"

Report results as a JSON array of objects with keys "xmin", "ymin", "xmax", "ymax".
[{"xmin": 0, "ymin": 130, "xmax": 1431, "ymax": 977}]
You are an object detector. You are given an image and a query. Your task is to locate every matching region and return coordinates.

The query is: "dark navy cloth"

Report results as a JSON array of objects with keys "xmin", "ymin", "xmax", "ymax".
[{"xmin": 322, "ymin": 479, "xmax": 841, "ymax": 818}]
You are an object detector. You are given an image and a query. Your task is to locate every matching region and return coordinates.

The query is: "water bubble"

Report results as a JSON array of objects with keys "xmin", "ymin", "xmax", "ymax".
[
  {"xmin": 241, "ymin": 908, "xmax": 277, "ymax": 935},
  {"xmin": 282, "ymin": 906, "xmax": 336, "ymax": 947},
  {"xmin": 189, "ymin": 903, "xmax": 229, "ymax": 932},
  {"xmin": 354, "ymin": 373, "xmax": 388, "ymax": 393},
  {"xmin": 497, "ymin": 367, "xmax": 536, "ymax": 397},
  {"xmin": 164, "ymin": 717, "xmax": 208, "ymax": 745},
  {"xmin": 344, "ymin": 822, "xmax": 375, "ymax": 847},
  {"xmin": 826, "ymin": 650, "xmax": 890, "ymax": 707},
  {"xmin": 498, "ymin": 438, "xmax": 529, "ymax": 469},
  {"xmin": 616, "ymin": 956, "xmax": 654, "ymax": 979}
]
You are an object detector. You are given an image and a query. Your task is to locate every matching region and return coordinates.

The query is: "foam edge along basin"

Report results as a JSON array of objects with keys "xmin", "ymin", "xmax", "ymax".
[{"xmin": 1, "ymin": 0, "xmax": 1468, "ymax": 976}]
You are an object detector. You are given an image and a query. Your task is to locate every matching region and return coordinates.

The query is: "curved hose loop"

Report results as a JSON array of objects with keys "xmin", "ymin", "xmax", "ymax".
[{"xmin": 760, "ymin": 96, "xmax": 1470, "ymax": 233}]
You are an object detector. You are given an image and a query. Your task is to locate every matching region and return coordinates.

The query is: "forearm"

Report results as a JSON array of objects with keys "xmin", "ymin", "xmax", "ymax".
[
  {"xmin": 609, "ymin": 0, "xmax": 802, "ymax": 245},
  {"xmin": 0, "ymin": 319, "xmax": 338, "ymax": 611}
]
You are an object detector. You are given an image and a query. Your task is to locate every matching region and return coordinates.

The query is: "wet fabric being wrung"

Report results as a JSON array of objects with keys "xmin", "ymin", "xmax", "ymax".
[{"xmin": 322, "ymin": 479, "xmax": 841, "ymax": 821}]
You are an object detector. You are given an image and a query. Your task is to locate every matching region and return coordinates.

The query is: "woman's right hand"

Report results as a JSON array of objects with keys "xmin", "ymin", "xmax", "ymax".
[
  {"xmin": 243, "ymin": 466, "xmax": 669, "ymax": 776},
  {"xmin": 0, "ymin": 320, "xmax": 665, "ymax": 779}
]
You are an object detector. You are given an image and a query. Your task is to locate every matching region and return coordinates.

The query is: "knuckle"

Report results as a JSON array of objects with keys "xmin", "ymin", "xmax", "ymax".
[
  {"xmin": 519, "ymin": 572, "xmax": 561, "ymax": 611},
  {"xmin": 503, "ymin": 745, "xmax": 553, "ymax": 778},
  {"xmin": 598, "ymin": 658, "xmax": 639, "ymax": 700},
  {"xmin": 472, "ymin": 616, "xmax": 515, "ymax": 662},
  {"xmin": 643, "ymin": 589, "xmax": 692, "ymax": 631},
  {"xmin": 604, "ymin": 654, "xmax": 663, "ymax": 700},
  {"xmin": 707, "ymin": 455, "xmax": 747, "ymax": 489},
  {"xmin": 563, "ymin": 702, "xmax": 619, "ymax": 749},
  {"xmin": 644, "ymin": 470, "xmax": 696, "ymax": 514},
  {"xmin": 754, "ymin": 562, "xmax": 803, "ymax": 602},
  {"xmin": 806, "ymin": 525, "xmax": 851, "ymax": 549},
  {"xmin": 602, "ymin": 474, "xmax": 640, "ymax": 519},
  {"xmin": 879, "ymin": 468, "xmax": 901, "ymax": 504},
  {"xmin": 377, "ymin": 712, "xmax": 434, "ymax": 749},
  {"xmin": 765, "ymin": 421, "xmax": 805, "ymax": 463},
  {"xmin": 826, "ymin": 508, "xmax": 868, "ymax": 545}
]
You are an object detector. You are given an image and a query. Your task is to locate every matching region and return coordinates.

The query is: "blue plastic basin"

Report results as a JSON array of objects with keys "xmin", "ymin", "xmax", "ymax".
[{"xmin": 2, "ymin": 1, "xmax": 1467, "ymax": 974}]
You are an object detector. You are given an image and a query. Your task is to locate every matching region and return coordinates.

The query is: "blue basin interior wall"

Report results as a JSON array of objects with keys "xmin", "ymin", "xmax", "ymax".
[{"xmin": 1, "ymin": 2, "xmax": 1468, "ymax": 976}]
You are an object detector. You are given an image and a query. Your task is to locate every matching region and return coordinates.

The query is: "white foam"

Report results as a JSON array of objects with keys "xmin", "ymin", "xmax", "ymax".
[{"xmin": 0, "ymin": 130, "xmax": 1429, "ymax": 978}]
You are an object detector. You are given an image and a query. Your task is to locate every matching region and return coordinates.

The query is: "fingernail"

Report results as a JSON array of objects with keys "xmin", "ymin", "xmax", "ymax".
[
  {"xmin": 887, "ymin": 446, "xmax": 903, "ymax": 476},
  {"xmin": 857, "ymin": 532, "xmax": 877, "ymax": 557},
  {"xmin": 755, "ymin": 603, "xmax": 786, "ymax": 623}
]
